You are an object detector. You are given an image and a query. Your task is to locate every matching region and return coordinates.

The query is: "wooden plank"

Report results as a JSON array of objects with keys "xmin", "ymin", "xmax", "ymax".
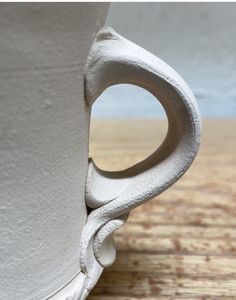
[
  {"xmin": 108, "ymin": 253, "xmax": 236, "ymax": 276},
  {"xmin": 129, "ymin": 209, "xmax": 236, "ymax": 227},
  {"xmin": 116, "ymin": 224, "xmax": 236, "ymax": 239},
  {"xmin": 91, "ymin": 272, "xmax": 236, "ymax": 297},
  {"xmin": 115, "ymin": 236, "xmax": 236, "ymax": 255}
]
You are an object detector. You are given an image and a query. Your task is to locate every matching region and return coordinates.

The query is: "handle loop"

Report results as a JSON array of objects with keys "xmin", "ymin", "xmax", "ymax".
[{"xmin": 79, "ymin": 27, "xmax": 201, "ymax": 294}]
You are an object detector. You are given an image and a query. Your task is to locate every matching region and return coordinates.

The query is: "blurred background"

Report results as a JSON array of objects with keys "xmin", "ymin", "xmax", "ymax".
[
  {"xmin": 93, "ymin": 3, "xmax": 236, "ymax": 119},
  {"xmin": 89, "ymin": 3, "xmax": 236, "ymax": 300}
]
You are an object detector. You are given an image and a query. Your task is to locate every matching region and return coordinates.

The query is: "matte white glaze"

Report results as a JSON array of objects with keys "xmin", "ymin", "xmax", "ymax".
[
  {"xmin": 0, "ymin": 4, "xmax": 109, "ymax": 300},
  {"xmin": 79, "ymin": 28, "xmax": 201, "ymax": 297},
  {"xmin": 0, "ymin": 5, "xmax": 201, "ymax": 300}
]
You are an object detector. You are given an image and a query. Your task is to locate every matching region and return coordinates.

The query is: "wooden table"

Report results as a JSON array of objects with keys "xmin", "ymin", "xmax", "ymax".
[{"xmin": 88, "ymin": 119, "xmax": 236, "ymax": 300}]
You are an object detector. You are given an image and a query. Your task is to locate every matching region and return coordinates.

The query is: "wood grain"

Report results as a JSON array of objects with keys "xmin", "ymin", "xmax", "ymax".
[{"xmin": 88, "ymin": 119, "xmax": 236, "ymax": 300}]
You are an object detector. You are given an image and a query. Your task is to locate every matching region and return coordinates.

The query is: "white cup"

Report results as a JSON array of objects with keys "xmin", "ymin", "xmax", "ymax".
[{"xmin": 0, "ymin": 3, "xmax": 201, "ymax": 300}]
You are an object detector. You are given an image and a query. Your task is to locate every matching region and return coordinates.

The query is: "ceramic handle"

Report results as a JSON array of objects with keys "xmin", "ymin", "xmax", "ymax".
[{"xmin": 80, "ymin": 27, "xmax": 201, "ymax": 287}]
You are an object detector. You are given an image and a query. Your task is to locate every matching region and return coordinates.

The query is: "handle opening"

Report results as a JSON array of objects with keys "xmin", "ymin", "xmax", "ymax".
[{"xmin": 89, "ymin": 83, "xmax": 168, "ymax": 172}]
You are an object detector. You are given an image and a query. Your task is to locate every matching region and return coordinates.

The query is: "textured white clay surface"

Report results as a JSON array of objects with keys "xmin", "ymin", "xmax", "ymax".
[
  {"xmin": 79, "ymin": 27, "xmax": 201, "ymax": 299},
  {"xmin": 0, "ymin": 4, "xmax": 109, "ymax": 300},
  {"xmin": 0, "ymin": 5, "xmax": 200, "ymax": 298}
]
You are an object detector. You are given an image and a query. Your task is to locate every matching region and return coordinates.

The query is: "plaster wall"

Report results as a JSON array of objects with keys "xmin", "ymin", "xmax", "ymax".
[{"xmin": 92, "ymin": 3, "xmax": 236, "ymax": 118}]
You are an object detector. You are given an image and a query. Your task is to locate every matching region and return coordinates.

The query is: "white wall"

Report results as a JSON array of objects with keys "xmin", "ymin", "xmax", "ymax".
[{"xmin": 92, "ymin": 3, "xmax": 236, "ymax": 118}]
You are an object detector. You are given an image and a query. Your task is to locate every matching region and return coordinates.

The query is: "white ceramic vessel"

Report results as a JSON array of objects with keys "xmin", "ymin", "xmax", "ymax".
[{"xmin": 0, "ymin": 3, "xmax": 201, "ymax": 300}]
